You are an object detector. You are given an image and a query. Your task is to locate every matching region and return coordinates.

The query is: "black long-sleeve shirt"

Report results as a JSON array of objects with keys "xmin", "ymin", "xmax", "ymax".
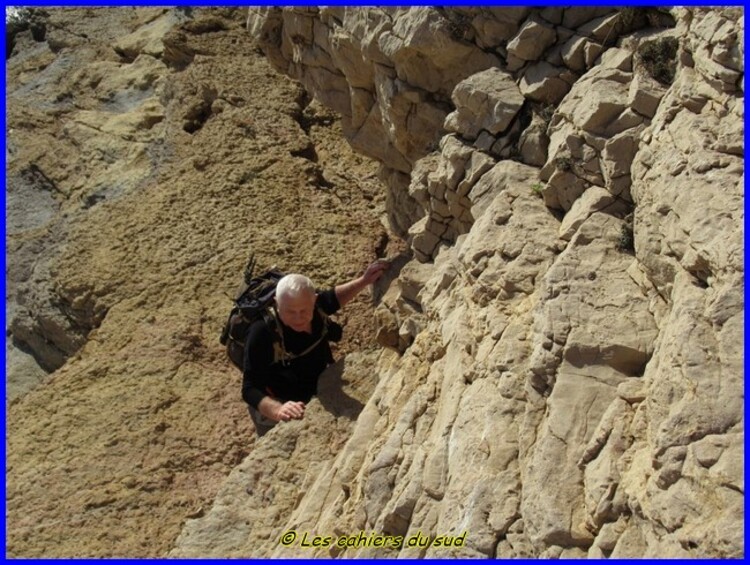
[{"xmin": 242, "ymin": 289, "xmax": 340, "ymax": 409}]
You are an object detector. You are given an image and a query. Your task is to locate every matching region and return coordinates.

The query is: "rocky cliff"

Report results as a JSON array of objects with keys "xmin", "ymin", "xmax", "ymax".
[
  {"xmin": 6, "ymin": 6, "xmax": 744, "ymax": 559},
  {"xmin": 171, "ymin": 7, "xmax": 744, "ymax": 558}
]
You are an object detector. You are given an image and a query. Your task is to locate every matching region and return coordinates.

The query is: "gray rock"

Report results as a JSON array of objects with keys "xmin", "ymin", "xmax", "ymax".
[
  {"xmin": 444, "ymin": 68, "xmax": 524, "ymax": 140},
  {"xmin": 556, "ymin": 67, "xmax": 630, "ymax": 135},
  {"xmin": 628, "ymin": 70, "xmax": 667, "ymax": 118},
  {"xmin": 578, "ymin": 13, "xmax": 621, "ymax": 44},
  {"xmin": 507, "ymin": 16, "xmax": 557, "ymax": 61},
  {"xmin": 517, "ymin": 113, "xmax": 549, "ymax": 167},
  {"xmin": 471, "ymin": 8, "xmax": 532, "ymax": 47},
  {"xmin": 523, "ymin": 213, "xmax": 658, "ymax": 545},
  {"xmin": 561, "ymin": 35, "xmax": 596, "ymax": 71},
  {"xmin": 558, "ymin": 186, "xmax": 617, "ymax": 240},
  {"xmin": 519, "ymin": 61, "xmax": 571, "ymax": 104},
  {"xmin": 601, "ymin": 126, "xmax": 644, "ymax": 197},
  {"xmin": 562, "ymin": 7, "xmax": 615, "ymax": 30}
]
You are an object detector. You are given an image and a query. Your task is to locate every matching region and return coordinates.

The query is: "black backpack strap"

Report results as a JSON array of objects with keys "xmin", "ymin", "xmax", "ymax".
[{"xmin": 268, "ymin": 306, "xmax": 331, "ymax": 366}]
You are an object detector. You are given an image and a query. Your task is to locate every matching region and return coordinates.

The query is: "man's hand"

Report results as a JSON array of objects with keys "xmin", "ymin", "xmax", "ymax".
[
  {"xmin": 335, "ymin": 259, "xmax": 391, "ymax": 307},
  {"xmin": 361, "ymin": 259, "xmax": 390, "ymax": 285},
  {"xmin": 274, "ymin": 400, "xmax": 306, "ymax": 422},
  {"xmin": 258, "ymin": 396, "xmax": 306, "ymax": 423}
]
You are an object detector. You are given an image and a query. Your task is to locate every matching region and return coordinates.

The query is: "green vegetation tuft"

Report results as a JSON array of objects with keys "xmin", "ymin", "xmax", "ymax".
[
  {"xmin": 638, "ymin": 37, "xmax": 679, "ymax": 85},
  {"xmin": 617, "ymin": 223, "xmax": 635, "ymax": 253},
  {"xmin": 555, "ymin": 156, "xmax": 572, "ymax": 172}
]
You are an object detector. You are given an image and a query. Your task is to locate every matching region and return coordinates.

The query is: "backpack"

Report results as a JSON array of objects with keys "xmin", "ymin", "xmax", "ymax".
[{"xmin": 219, "ymin": 254, "xmax": 339, "ymax": 371}]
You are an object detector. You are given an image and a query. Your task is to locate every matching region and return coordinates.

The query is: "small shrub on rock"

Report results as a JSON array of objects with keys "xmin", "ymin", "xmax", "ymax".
[
  {"xmin": 638, "ymin": 37, "xmax": 679, "ymax": 85},
  {"xmin": 555, "ymin": 156, "xmax": 572, "ymax": 172},
  {"xmin": 617, "ymin": 224, "xmax": 635, "ymax": 253}
]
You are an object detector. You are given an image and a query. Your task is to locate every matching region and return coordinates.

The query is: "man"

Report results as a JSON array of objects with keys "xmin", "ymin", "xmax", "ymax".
[{"xmin": 242, "ymin": 259, "xmax": 389, "ymax": 435}]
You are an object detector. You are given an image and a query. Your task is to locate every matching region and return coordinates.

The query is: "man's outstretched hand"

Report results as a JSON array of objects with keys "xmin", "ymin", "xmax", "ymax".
[
  {"xmin": 362, "ymin": 259, "xmax": 390, "ymax": 285},
  {"xmin": 335, "ymin": 259, "xmax": 391, "ymax": 307}
]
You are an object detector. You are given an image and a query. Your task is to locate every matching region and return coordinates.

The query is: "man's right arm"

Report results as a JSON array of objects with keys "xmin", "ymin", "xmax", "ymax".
[{"xmin": 242, "ymin": 322, "xmax": 277, "ymax": 416}]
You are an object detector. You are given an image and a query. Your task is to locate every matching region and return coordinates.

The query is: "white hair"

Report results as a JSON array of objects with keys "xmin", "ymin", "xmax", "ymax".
[{"xmin": 276, "ymin": 274, "xmax": 315, "ymax": 303}]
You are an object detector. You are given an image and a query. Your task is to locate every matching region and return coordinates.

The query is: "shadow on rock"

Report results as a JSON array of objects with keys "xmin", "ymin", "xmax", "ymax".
[
  {"xmin": 372, "ymin": 251, "xmax": 412, "ymax": 305},
  {"xmin": 316, "ymin": 358, "xmax": 365, "ymax": 421}
]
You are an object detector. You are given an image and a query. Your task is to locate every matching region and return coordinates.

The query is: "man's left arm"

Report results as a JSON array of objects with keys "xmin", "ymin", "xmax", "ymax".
[{"xmin": 334, "ymin": 259, "xmax": 389, "ymax": 308}]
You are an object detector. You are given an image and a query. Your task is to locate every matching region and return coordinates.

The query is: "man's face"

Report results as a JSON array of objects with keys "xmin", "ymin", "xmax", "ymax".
[{"xmin": 276, "ymin": 291, "xmax": 316, "ymax": 332}]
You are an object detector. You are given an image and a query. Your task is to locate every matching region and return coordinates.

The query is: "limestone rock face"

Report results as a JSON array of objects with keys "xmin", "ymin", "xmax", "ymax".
[{"xmin": 217, "ymin": 6, "xmax": 743, "ymax": 559}]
